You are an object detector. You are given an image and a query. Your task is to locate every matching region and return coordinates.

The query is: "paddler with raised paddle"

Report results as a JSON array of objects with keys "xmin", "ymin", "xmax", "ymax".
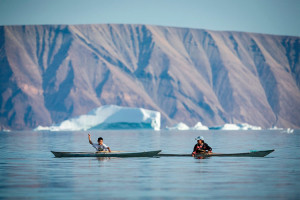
[{"xmin": 88, "ymin": 134, "xmax": 111, "ymax": 152}]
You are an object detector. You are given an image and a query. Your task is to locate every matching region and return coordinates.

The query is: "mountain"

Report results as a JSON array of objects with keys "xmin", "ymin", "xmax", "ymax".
[{"xmin": 0, "ymin": 24, "xmax": 299, "ymax": 130}]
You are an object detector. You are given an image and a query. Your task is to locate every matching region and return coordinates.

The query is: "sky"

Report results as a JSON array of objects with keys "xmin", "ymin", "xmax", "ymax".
[{"xmin": 0, "ymin": 0, "xmax": 299, "ymax": 36}]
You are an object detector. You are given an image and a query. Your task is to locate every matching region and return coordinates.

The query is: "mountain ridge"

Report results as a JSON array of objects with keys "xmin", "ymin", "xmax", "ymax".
[{"xmin": 0, "ymin": 24, "xmax": 299, "ymax": 130}]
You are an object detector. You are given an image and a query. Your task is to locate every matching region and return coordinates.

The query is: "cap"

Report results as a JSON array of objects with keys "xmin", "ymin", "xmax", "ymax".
[{"xmin": 195, "ymin": 136, "xmax": 204, "ymax": 141}]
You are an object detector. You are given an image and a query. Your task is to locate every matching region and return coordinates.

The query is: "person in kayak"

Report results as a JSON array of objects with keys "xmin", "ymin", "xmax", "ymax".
[
  {"xmin": 88, "ymin": 134, "xmax": 111, "ymax": 152},
  {"xmin": 192, "ymin": 136, "xmax": 212, "ymax": 156}
]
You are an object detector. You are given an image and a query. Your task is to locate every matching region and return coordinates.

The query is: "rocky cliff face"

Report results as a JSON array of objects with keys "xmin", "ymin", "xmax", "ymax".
[{"xmin": 0, "ymin": 24, "xmax": 299, "ymax": 130}]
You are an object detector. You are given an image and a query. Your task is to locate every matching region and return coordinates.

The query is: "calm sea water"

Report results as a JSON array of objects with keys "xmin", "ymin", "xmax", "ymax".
[{"xmin": 0, "ymin": 130, "xmax": 299, "ymax": 199}]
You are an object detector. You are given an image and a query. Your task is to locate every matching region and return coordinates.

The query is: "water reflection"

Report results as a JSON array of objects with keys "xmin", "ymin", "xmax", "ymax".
[
  {"xmin": 194, "ymin": 156, "xmax": 211, "ymax": 160},
  {"xmin": 0, "ymin": 130, "xmax": 299, "ymax": 199},
  {"xmin": 96, "ymin": 157, "xmax": 111, "ymax": 162}
]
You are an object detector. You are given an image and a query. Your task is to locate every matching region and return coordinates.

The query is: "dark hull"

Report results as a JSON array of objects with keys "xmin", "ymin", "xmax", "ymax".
[
  {"xmin": 159, "ymin": 149, "xmax": 275, "ymax": 157},
  {"xmin": 51, "ymin": 150, "xmax": 161, "ymax": 158}
]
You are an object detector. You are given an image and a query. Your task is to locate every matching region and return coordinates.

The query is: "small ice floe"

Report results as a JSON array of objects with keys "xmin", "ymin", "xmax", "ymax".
[
  {"xmin": 166, "ymin": 122, "xmax": 209, "ymax": 131},
  {"xmin": 209, "ymin": 123, "xmax": 262, "ymax": 130},
  {"xmin": 284, "ymin": 128, "xmax": 294, "ymax": 134},
  {"xmin": 166, "ymin": 122, "xmax": 190, "ymax": 130},
  {"xmin": 269, "ymin": 126, "xmax": 294, "ymax": 134},
  {"xmin": 190, "ymin": 122, "xmax": 209, "ymax": 130},
  {"xmin": 268, "ymin": 126, "xmax": 284, "ymax": 131}
]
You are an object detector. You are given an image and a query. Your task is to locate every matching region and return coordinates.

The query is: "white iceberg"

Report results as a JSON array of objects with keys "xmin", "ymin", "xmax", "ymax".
[
  {"xmin": 209, "ymin": 123, "xmax": 262, "ymax": 130},
  {"xmin": 35, "ymin": 105, "xmax": 161, "ymax": 131},
  {"xmin": 191, "ymin": 122, "xmax": 209, "ymax": 130},
  {"xmin": 221, "ymin": 124, "xmax": 242, "ymax": 130},
  {"xmin": 166, "ymin": 122, "xmax": 190, "ymax": 130},
  {"xmin": 268, "ymin": 126, "xmax": 284, "ymax": 131},
  {"xmin": 282, "ymin": 128, "xmax": 294, "ymax": 134},
  {"xmin": 268, "ymin": 126, "xmax": 294, "ymax": 133},
  {"xmin": 166, "ymin": 122, "xmax": 208, "ymax": 131},
  {"xmin": 268, "ymin": 126, "xmax": 284, "ymax": 130}
]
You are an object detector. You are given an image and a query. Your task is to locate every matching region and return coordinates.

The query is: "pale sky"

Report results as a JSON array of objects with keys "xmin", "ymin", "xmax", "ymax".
[{"xmin": 0, "ymin": 0, "xmax": 299, "ymax": 36}]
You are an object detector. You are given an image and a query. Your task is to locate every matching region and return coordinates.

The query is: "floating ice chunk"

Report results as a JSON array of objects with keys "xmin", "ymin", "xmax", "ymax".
[
  {"xmin": 268, "ymin": 127, "xmax": 294, "ymax": 133},
  {"xmin": 166, "ymin": 122, "xmax": 190, "ymax": 130},
  {"xmin": 34, "ymin": 126, "xmax": 50, "ymax": 131},
  {"xmin": 34, "ymin": 105, "xmax": 161, "ymax": 131},
  {"xmin": 284, "ymin": 128, "xmax": 294, "ymax": 134},
  {"xmin": 209, "ymin": 123, "xmax": 262, "ymax": 130},
  {"xmin": 268, "ymin": 126, "xmax": 284, "ymax": 130},
  {"xmin": 238, "ymin": 123, "xmax": 262, "ymax": 130},
  {"xmin": 222, "ymin": 123, "xmax": 241, "ymax": 130},
  {"xmin": 191, "ymin": 122, "xmax": 209, "ymax": 130}
]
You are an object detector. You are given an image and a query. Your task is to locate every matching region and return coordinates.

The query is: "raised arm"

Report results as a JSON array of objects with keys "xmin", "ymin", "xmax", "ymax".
[{"xmin": 88, "ymin": 134, "xmax": 93, "ymax": 145}]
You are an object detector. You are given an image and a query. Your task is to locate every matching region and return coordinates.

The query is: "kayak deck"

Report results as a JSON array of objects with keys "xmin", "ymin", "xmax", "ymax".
[
  {"xmin": 159, "ymin": 149, "xmax": 274, "ymax": 157},
  {"xmin": 52, "ymin": 149, "xmax": 274, "ymax": 158},
  {"xmin": 51, "ymin": 150, "xmax": 161, "ymax": 158}
]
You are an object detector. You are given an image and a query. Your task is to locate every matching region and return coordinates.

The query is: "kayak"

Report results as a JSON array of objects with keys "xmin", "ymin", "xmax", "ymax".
[
  {"xmin": 51, "ymin": 150, "xmax": 161, "ymax": 158},
  {"xmin": 158, "ymin": 149, "xmax": 274, "ymax": 157},
  {"xmin": 51, "ymin": 149, "xmax": 274, "ymax": 158}
]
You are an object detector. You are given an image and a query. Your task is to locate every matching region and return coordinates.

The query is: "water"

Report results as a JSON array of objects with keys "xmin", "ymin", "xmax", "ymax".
[{"xmin": 0, "ymin": 130, "xmax": 299, "ymax": 199}]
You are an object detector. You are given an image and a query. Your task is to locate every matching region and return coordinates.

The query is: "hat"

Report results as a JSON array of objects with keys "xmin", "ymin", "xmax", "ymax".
[{"xmin": 195, "ymin": 136, "xmax": 204, "ymax": 141}]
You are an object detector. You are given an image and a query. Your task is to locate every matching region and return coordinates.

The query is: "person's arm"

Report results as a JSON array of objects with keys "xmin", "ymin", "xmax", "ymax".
[
  {"xmin": 193, "ymin": 144, "xmax": 198, "ymax": 152},
  {"xmin": 205, "ymin": 143, "xmax": 212, "ymax": 153},
  {"xmin": 103, "ymin": 144, "xmax": 111, "ymax": 152},
  {"xmin": 88, "ymin": 134, "xmax": 93, "ymax": 145},
  {"xmin": 192, "ymin": 144, "xmax": 197, "ymax": 156}
]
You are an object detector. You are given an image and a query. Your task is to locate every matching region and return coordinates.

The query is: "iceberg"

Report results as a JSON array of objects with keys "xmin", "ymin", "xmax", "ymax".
[
  {"xmin": 268, "ymin": 126, "xmax": 284, "ymax": 130},
  {"xmin": 286, "ymin": 128, "xmax": 294, "ymax": 134},
  {"xmin": 35, "ymin": 105, "xmax": 161, "ymax": 131},
  {"xmin": 268, "ymin": 126, "xmax": 294, "ymax": 133},
  {"xmin": 165, "ymin": 122, "xmax": 263, "ymax": 131},
  {"xmin": 166, "ymin": 122, "xmax": 190, "ymax": 130},
  {"xmin": 166, "ymin": 122, "xmax": 208, "ymax": 131},
  {"xmin": 209, "ymin": 123, "xmax": 262, "ymax": 130},
  {"xmin": 191, "ymin": 122, "xmax": 209, "ymax": 130},
  {"xmin": 280, "ymin": 128, "xmax": 294, "ymax": 134}
]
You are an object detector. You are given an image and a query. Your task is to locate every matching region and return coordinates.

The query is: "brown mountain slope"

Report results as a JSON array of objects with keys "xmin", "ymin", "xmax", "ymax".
[{"xmin": 0, "ymin": 24, "xmax": 299, "ymax": 130}]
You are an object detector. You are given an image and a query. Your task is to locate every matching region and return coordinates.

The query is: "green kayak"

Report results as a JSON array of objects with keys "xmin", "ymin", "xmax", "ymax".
[
  {"xmin": 51, "ymin": 150, "xmax": 161, "ymax": 158},
  {"xmin": 158, "ymin": 149, "xmax": 275, "ymax": 157}
]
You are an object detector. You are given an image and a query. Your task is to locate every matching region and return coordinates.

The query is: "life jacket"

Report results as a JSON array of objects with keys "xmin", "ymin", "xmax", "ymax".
[
  {"xmin": 195, "ymin": 144, "xmax": 206, "ymax": 152},
  {"xmin": 192, "ymin": 143, "xmax": 208, "ymax": 156}
]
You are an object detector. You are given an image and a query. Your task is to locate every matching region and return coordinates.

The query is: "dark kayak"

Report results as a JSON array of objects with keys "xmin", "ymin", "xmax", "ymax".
[
  {"xmin": 158, "ymin": 149, "xmax": 274, "ymax": 157},
  {"xmin": 51, "ymin": 150, "xmax": 161, "ymax": 158}
]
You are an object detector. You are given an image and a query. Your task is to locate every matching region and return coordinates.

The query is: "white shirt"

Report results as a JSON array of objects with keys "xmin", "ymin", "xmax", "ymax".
[{"xmin": 91, "ymin": 142, "xmax": 109, "ymax": 151}]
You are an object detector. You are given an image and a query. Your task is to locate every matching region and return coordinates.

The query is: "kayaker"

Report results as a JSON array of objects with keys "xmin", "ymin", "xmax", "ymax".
[
  {"xmin": 88, "ymin": 134, "xmax": 111, "ymax": 152},
  {"xmin": 192, "ymin": 136, "xmax": 212, "ymax": 156}
]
